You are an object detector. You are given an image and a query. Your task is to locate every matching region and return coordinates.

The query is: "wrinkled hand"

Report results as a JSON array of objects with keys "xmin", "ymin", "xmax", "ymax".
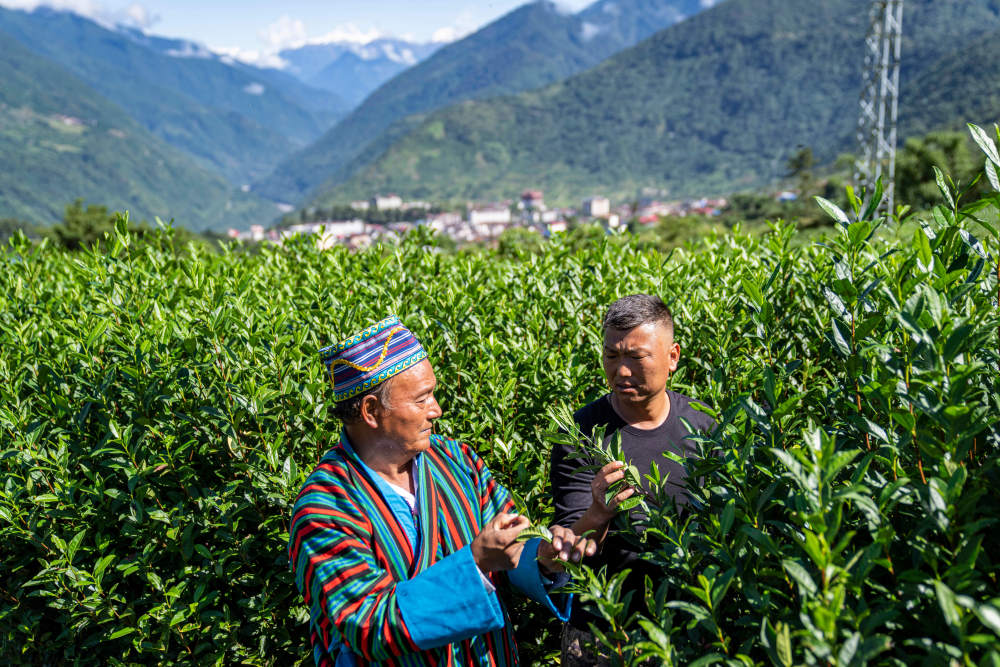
[
  {"xmin": 537, "ymin": 525, "xmax": 597, "ymax": 574},
  {"xmin": 590, "ymin": 461, "xmax": 636, "ymax": 522},
  {"xmin": 471, "ymin": 512, "xmax": 530, "ymax": 572}
]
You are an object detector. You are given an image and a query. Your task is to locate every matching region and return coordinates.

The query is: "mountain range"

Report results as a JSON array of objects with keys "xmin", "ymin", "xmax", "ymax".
[
  {"xmin": 279, "ymin": 39, "xmax": 442, "ymax": 108},
  {"xmin": 255, "ymin": 0, "xmax": 707, "ymax": 205},
  {"xmin": 303, "ymin": 0, "xmax": 1000, "ymax": 206},
  {"xmin": 4, "ymin": 0, "xmax": 999, "ymax": 231}
]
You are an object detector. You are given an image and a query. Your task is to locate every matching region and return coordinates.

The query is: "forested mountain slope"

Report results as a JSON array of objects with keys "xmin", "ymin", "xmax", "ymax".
[
  {"xmin": 899, "ymin": 24, "xmax": 1000, "ymax": 137},
  {"xmin": 312, "ymin": 0, "xmax": 1000, "ymax": 205},
  {"xmin": 0, "ymin": 33, "xmax": 278, "ymax": 230},
  {"xmin": 256, "ymin": 0, "xmax": 704, "ymax": 203},
  {"xmin": 0, "ymin": 7, "xmax": 346, "ymax": 185}
]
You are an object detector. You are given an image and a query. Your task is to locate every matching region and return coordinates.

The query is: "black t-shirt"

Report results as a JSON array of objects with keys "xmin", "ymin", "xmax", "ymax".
[{"xmin": 549, "ymin": 389, "xmax": 715, "ymax": 628}]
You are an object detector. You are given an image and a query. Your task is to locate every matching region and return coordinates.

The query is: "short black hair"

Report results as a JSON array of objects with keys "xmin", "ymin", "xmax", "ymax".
[
  {"xmin": 331, "ymin": 376, "xmax": 394, "ymax": 423},
  {"xmin": 602, "ymin": 294, "xmax": 674, "ymax": 337}
]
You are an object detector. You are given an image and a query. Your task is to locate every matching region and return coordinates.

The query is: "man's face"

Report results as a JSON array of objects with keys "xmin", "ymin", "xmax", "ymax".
[
  {"xmin": 375, "ymin": 359, "xmax": 442, "ymax": 454},
  {"xmin": 602, "ymin": 322, "xmax": 679, "ymax": 404}
]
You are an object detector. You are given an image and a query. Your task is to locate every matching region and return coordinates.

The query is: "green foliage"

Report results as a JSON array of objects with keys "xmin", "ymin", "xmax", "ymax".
[
  {"xmin": 551, "ymin": 405, "xmax": 647, "ymax": 514},
  {"xmin": 50, "ymin": 199, "xmax": 117, "ymax": 251},
  {"xmin": 0, "ymin": 217, "xmax": 42, "ymax": 243},
  {"xmin": 895, "ymin": 131, "xmax": 985, "ymax": 211},
  {"xmin": 636, "ymin": 215, "xmax": 728, "ymax": 252},
  {"xmin": 497, "ymin": 226, "xmax": 546, "ymax": 258},
  {"xmin": 0, "ymin": 137, "xmax": 997, "ymax": 665},
  {"xmin": 516, "ymin": 525, "xmax": 555, "ymax": 544},
  {"xmin": 39, "ymin": 201, "xmax": 228, "ymax": 253}
]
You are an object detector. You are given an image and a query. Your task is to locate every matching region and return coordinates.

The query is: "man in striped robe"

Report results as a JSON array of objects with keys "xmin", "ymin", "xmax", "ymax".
[{"xmin": 290, "ymin": 316, "xmax": 595, "ymax": 666}]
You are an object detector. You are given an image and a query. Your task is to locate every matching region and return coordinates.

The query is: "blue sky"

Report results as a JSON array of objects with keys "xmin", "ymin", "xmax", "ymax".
[{"xmin": 0, "ymin": 0, "xmax": 594, "ymax": 64}]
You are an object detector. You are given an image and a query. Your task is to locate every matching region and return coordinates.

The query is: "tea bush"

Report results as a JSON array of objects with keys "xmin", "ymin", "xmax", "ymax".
[
  {"xmin": 566, "ymin": 130, "xmax": 1000, "ymax": 666},
  {"xmin": 0, "ymin": 125, "xmax": 997, "ymax": 665}
]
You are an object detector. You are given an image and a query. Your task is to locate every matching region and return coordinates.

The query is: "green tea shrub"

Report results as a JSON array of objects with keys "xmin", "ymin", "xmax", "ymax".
[
  {"xmin": 0, "ymin": 219, "xmax": 688, "ymax": 663},
  {"xmin": 569, "ymin": 129, "xmax": 1000, "ymax": 666},
  {"xmin": 0, "ymin": 126, "xmax": 997, "ymax": 665}
]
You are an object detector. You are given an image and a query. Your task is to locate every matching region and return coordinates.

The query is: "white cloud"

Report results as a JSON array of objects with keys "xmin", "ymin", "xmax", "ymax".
[
  {"xmin": 548, "ymin": 0, "xmax": 592, "ymax": 14},
  {"xmin": 699, "ymin": 0, "xmax": 720, "ymax": 7},
  {"xmin": 0, "ymin": 0, "xmax": 99, "ymax": 12},
  {"xmin": 380, "ymin": 43, "xmax": 417, "ymax": 65},
  {"xmin": 0, "ymin": 0, "xmax": 158, "ymax": 29},
  {"xmin": 258, "ymin": 16, "xmax": 389, "ymax": 52},
  {"xmin": 211, "ymin": 45, "xmax": 288, "ymax": 70},
  {"xmin": 259, "ymin": 14, "xmax": 309, "ymax": 50},
  {"xmin": 430, "ymin": 25, "xmax": 467, "ymax": 43},
  {"xmin": 165, "ymin": 41, "xmax": 212, "ymax": 59},
  {"xmin": 429, "ymin": 8, "xmax": 476, "ymax": 44},
  {"xmin": 580, "ymin": 21, "xmax": 602, "ymax": 41},
  {"xmin": 601, "ymin": 1, "xmax": 621, "ymax": 16},
  {"xmin": 312, "ymin": 23, "xmax": 385, "ymax": 46},
  {"xmin": 243, "ymin": 82, "xmax": 265, "ymax": 96},
  {"xmin": 119, "ymin": 2, "xmax": 154, "ymax": 29},
  {"xmin": 548, "ymin": 0, "xmax": 576, "ymax": 16},
  {"xmin": 212, "ymin": 18, "xmax": 392, "ymax": 69}
]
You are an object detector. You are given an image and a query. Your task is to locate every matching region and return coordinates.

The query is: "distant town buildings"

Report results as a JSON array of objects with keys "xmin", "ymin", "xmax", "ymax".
[
  {"xmin": 229, "ymin": 188, "xmax": 728, "ymax": 250},
  {"xmin": 633, "ymin": 197, "xmax": 728, "ymax": 224},
  {"xmin": 280, "ymin": 221, "xmax": 366, "ymax": 249}
]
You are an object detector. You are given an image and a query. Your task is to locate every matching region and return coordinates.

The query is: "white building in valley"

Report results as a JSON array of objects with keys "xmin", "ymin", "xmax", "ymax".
[
  {"xmin": 582, "ymin": 196, "xmax": 610, "ymax": 217},
  {"xmin": 370, "ymin": 194, "xmax": 403, "ymax": 210},
  {"xmin": 468, "ymin": 206, "xmax": 511, "ymax": 226}
]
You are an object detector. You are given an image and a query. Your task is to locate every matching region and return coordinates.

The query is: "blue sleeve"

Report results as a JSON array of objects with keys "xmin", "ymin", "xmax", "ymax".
[
  {"xmin": 396, "ymin": 544, "xmax": 505, "ymax": 650},
  {"xmin": 506, "ymin": 538, "xmax": 573, "ymax": 621}
]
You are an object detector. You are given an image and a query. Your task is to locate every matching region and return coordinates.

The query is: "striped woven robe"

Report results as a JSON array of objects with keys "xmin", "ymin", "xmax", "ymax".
[{"xmin": 289, "ymin": 432, "xmax": 567, "ymax": 666}]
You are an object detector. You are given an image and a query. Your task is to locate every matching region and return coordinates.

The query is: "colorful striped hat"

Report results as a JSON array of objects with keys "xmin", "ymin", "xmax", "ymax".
[{"xmin": 320, "ymin": 315, "xmax": 428, "ymax": 402}]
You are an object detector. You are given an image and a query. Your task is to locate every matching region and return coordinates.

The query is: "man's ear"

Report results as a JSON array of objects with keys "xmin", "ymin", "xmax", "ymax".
[
  {"xmin": 359, "ymin": 394, "xmax": 383, "ymax": 429},
  {"xmin": 668, "ymin": 342, "xmax": 680, "ymax": 373}
]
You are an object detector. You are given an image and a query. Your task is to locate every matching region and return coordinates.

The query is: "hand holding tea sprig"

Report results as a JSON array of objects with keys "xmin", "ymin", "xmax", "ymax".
[
  {"xmin": 506, "ymin": 492, "xmax": 597, "ymax": 573},
  {"xmin": 555, "ymin": 415, "xmax": 651, "ymax": 547},
  {"xmin": 514, "ymin": 523, "xmax": 597, "ymax": 575},
  {"xmin": 537, "ymin": 524, "xmax": 597, "ymax": 573},
  {"xmin": 589, "ymin": 460, "xmax": 638, "ymax": 522}
]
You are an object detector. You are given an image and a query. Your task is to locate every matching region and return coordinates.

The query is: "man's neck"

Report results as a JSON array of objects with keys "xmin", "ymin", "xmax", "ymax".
[
  {"xmin": 344, "ymin": 427, "xmax": 416, "ymax": 492},
  {"xmin": 610, "ymin": 389, "xmax": 671, "ymax": 430}
]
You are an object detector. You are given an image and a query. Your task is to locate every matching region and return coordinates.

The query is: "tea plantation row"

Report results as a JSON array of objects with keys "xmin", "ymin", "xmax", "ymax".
[{"xmin": 1, "ymin": 138, "xmax": 999, "ymax": 663}]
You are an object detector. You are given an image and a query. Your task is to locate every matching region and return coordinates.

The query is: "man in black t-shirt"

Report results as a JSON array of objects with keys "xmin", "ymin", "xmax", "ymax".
[{"xmin": 550, "ymin": 294, "xmax": 715, "ymax": 666}]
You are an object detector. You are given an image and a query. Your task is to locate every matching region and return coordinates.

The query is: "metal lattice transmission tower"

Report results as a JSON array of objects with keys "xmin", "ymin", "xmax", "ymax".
[{"xmin": 855, "ymin": 0, "xmax": 903, "ymax": 214}]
